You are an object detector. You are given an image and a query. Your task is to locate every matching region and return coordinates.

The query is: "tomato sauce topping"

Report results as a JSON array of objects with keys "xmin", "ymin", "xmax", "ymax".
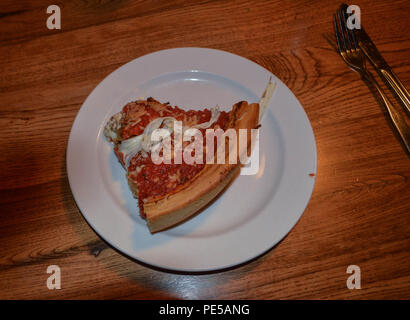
[{"xmin": 128, "ymin": 153, "xmax": 205, "ymax": 218}]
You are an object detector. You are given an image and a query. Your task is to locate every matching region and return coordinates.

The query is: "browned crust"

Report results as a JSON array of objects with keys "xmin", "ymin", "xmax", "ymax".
[{"xmin": 144, "ymin": 101, "xmax": 259, "ymax": 233}]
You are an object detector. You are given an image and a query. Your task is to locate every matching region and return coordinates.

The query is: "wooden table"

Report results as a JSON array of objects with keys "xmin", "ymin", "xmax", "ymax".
[{"xmin": 1, "ymin": 0, "xmax": 409, "ymax": 300}]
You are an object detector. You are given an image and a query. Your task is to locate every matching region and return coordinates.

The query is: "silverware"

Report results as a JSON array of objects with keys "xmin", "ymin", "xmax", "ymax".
[
  {"xmin": 354, "ymin": 23, "xmax": 410, "ymax": 113},
  {"xmin": 340, "ymin": 3, "xmax": 410, "ymax": 114},
  {"xmin": 333, "ymin": 6, "xmax": 410, "ymax": 153}
]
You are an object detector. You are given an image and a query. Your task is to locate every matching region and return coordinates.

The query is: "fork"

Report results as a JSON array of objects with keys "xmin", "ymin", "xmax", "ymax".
[{"xmin": 333, "ymin": 6, "xmax": 410, "ymax": 153}]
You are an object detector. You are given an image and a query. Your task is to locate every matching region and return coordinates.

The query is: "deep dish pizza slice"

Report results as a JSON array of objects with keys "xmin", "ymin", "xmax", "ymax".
[{"xmin": 104, "ymin": 80, "xmax": 275, "ymax": 233}]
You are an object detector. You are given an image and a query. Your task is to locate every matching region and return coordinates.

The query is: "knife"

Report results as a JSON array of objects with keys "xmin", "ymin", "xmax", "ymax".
[{"xmin": 358, "ymin": 28, "xmax": 410, "ymax": 114}]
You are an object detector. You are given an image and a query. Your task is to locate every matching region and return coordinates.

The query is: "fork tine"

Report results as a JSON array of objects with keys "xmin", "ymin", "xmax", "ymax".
[
  {"xmin": 348, "ymin": 12, "xmax": 358, "ymax": 49},
  {"xmin": 347, "ymin": 23, "xmax": 358, "ymax": 50},
  {"xmin": 351, "ymin": 27, "xmax": 358, "ymax": 49},
  {"xmin": 342, "ymin": 8, "xmax": 354, "ymax": 50},
  {"xmin": 333, "ymin": 13, "xmax": 343, "ymax": 52},
  {"xmin": 339, "ymin": 3, "xmax": 359, "ymax": 50},
  {"xmin": 340, "ymin": 3, "xmax": 349, "ymax": 12},
  {"xmin": 337, "ymin": 8, "xmax": 349, "ymax": 50},
  {"xmin": 342, "ymin": 6, "xmax": 359, "ymax": 51}
]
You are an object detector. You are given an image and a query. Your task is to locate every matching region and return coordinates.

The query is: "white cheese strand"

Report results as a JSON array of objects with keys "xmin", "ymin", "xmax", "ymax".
[
  {"xmin": 258, "ymin": 77, "xmax": 276, "ymax": 122},
  {"xmin": 119, "ymin": 117, "xmax": 175, "ymax": 168},
  {"xmin": 140, "ymin": 117, "xmax": 176, "ymax": 153},
  {"xmin": 119, "ymin": 134, "xmax": 143, "ymax": 168},
  {"xmin": 118, "ymin": 106, "xmax": 221, "ymax": 169}
]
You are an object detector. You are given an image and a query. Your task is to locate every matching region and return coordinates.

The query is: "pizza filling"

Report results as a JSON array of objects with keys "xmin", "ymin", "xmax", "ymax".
[{"xmin": 105, "ymin": 98, "xmax": 230, "ymax": 218}]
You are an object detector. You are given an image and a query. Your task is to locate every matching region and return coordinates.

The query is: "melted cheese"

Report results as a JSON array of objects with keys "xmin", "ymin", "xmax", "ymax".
[
  {"xmin": 119, "ymin": 107, "xmax": 220, "ymax": 168},
  {"xmin": 119, "ymin": 134, "xmax": 143, "ymax": 167}
]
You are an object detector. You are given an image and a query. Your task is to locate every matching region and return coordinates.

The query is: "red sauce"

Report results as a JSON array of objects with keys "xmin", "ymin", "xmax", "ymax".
[
  {"xmin": 121, "ymin": 105, "xmax": 161, "ymax": 139},
  {"xmin": 128, "ymin": 153, "xmax": 204, "ymax": 218}
]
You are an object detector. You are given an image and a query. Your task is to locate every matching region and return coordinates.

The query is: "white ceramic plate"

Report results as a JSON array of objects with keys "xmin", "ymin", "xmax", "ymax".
[{"xmin": 67, "ymin": 48, "xmax": 316, "ymax": 272}]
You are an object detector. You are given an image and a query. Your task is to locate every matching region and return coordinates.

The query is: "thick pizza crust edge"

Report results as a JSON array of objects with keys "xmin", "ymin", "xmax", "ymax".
[{"xmin": 144, "ymin": 102, "xmax": 259, "ymax": 233}]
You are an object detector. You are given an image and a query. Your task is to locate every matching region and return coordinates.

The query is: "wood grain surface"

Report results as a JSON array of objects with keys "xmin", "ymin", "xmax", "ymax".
[{"xmin": 0, "ymin": 0, "xmax": 409, "ymax": 299}]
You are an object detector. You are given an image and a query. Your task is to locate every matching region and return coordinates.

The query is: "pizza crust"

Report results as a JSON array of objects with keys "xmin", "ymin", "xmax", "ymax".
[{"xmin": 144, "ymin": 101, "xmax": 259, "ymax": 233}]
